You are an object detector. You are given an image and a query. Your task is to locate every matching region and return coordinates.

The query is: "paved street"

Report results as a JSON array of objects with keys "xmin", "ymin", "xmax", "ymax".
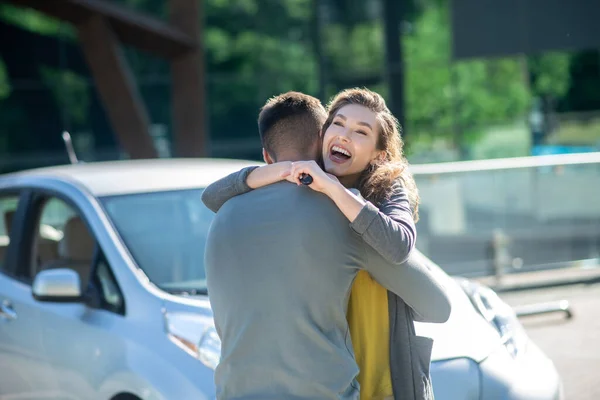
[{"xmin": 499, "ymin": 281, "xmax": 600, "ymax": 400}]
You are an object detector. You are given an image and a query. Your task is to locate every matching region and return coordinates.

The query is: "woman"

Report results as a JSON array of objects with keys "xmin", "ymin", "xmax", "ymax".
[{"xmin": 202, "ymin": 88, "xmax": 450, "ymax": 399}]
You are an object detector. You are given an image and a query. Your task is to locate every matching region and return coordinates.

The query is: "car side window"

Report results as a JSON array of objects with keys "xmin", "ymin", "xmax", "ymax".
[
  {"xmin": 29, "ymin": 197, "xmax": 95, "ymax": 292},
  {"xmin": 28, "ymin": 195, "xmax": 125, "ymax": 314},
  {"xmin": 0, "ymin": 194, "xmax": 21, "ymax": 273},
  {"xmin": 93, "ymin": 256, "xmax": 125, "ymax": 315}
]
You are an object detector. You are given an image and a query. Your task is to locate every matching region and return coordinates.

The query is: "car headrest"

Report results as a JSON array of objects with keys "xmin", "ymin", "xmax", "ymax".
[{"xmin": 58, "ymin": 216, "xmax": 95, "ymax": 262}]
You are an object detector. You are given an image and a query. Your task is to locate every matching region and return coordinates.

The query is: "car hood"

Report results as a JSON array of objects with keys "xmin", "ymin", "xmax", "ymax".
[{"xmin": 415, "ymin": 276, "xmax": 503, "ymax": 363}]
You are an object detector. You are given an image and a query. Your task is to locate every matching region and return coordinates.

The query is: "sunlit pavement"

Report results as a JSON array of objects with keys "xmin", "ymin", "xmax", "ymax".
[{"xmin": 500, "ymin": 281, "xmax": 600, "ymax": 400}]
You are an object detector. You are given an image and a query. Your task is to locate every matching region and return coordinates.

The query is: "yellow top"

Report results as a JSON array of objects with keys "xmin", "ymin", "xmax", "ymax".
[{"xmin": 347, "ymin": 270, "xmax": 393, "ymax": 400}]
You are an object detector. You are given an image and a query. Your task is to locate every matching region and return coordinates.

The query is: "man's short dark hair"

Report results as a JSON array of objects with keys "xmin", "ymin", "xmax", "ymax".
[{"xmin": 258, "ymin": 92, "xmax": 327, "ymax": 160}]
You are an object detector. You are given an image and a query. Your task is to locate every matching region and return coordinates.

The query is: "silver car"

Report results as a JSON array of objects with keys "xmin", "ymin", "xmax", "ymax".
[{"xmin": 0, "ymin": 159, "xmax": 562, "ymax": 400}]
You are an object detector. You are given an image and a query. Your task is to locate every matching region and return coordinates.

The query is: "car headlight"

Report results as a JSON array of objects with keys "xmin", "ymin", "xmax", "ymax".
[
  {"xmin": 163, "ymin": 311, "xmax": 221, "ymax": 370},
  {"xmin": 458, "ymin": 279, "xmax": 528, "ymax": 358}
]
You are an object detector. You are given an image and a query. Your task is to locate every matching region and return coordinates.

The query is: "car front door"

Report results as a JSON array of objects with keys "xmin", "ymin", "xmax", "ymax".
[
  {"xmin": 15, "ymin": 189, "xmax": 129, "ymax": 398},
  {"xmin": 0, "ymin": 190, "xmax": 62, "ymax": 398}
]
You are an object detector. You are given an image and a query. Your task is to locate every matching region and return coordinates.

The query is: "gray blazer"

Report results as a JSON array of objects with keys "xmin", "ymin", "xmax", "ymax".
[
  {"xmin": 201, "ymin": 166, "xmax": 450, "ymax": 400},
  {"xmin": 389, "ymin": 292, "xmax": 436, "ymax": 400}
]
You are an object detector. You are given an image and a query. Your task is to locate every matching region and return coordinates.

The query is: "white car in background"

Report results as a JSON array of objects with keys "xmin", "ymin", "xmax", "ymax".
[{"xmin": 0, "ymin": 159, "xmax": 563, "ymax": 399}]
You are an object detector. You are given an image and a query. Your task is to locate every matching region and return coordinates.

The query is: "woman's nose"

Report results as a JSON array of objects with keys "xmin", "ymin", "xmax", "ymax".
[{"xmin": 338, "ymin": 130, "xmax": 351, "ymax": 142}]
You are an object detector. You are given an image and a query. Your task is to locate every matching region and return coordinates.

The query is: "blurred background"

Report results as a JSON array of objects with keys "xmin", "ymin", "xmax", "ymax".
[
  {"xmin": 2, "ymin": 0, "xmax": 600, "ymax": 167},
  {"xmin": 1, "ymin": 1, "xmax": 600, "ymax": 397},
  {"xmin": 1, "ymin": 0, "xmax": 599, "ymax": 278}
]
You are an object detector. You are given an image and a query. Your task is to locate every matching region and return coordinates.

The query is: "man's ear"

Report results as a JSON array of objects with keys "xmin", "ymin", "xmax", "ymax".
[
  {"xmin": 262, "ymin": 148, "xmax": 275, "ymax": 164},
  {"xmin": 311, "ymin": 138, "xmax": 322, "ymax": 163}
]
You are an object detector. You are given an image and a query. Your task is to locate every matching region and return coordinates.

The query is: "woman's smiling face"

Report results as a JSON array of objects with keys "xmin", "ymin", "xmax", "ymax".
[{"xmin": 322, "ymin": 104, "xmax": 383, "ymax": 186}]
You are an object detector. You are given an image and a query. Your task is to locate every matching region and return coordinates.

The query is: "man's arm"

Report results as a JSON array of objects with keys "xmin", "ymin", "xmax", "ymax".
[{"xmin": 362, "ymin": 249, "xmax": 452, "ymax": 324}]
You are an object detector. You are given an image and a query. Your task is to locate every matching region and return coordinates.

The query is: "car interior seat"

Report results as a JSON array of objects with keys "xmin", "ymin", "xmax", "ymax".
[{"xmin": 38, "ymin": 216, "xmax": 95, "ymax": 291}]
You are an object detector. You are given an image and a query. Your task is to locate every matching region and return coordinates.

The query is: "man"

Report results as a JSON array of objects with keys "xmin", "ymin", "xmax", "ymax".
[{"xmin": 204, "ymin": 92, "xmax": 448, "ymax": 400}]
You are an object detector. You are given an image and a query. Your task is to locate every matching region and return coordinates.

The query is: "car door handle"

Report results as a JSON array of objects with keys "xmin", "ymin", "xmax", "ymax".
[{"xmin": 0, "ymin": 301, "xmax": 17, "ymax": 321}]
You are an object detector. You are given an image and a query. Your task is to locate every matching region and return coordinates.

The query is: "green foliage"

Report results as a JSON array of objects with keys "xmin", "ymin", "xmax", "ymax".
[
  {"xmin": 202, "ymin": 0, "xmax": 319, "ymax": 139},
  {"xmin": 0, "ymin": 0, "xmax": 577, "ymax": 159},
  {"xmin": 0, "ymin": 58, "xmax": 10, "ymax": 100},
  {"xmin": 0, "ymin": 3, "xmax": 75, "ymax": 37},
  {"xmin": 404, "ymin": 5, "xmax": 531, "ymax": 144},
  {"xmin": 528, "ymin": 53, "xmax": 571, "ymax": 98},
  {"xmin": 39, "ymin": 67, "xmax": 90, "ymax": 125},
  {"xmin": 324, "ymin": 23, "xmax": 385, "ymax": 79}
]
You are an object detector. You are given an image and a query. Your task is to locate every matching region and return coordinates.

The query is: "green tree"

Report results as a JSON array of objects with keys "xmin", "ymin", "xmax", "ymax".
[
  {"xmin": 320, "ymin": 1, "xmax": 571, "ymax": 154},
  {"xmin": 0, "ymin": 0, "xmax": 575, "ymax": 163},
  {"xmin": 40, "ymin": 67, "xmax": 90, "ymax": 126},
  {"xmin": 0, "ymin": 58, "xmax": 10, "ymax": 100},
  {"xmin": 404, "ymin": 4, "xmax": 532, "ymax": 147},
  {"xmin": 528, "ymin": 53, "xmax": 571, "ymax": 99},
  {"xmin": 119, "ymin": 0, "xmax": 319, "ymax": 145}
]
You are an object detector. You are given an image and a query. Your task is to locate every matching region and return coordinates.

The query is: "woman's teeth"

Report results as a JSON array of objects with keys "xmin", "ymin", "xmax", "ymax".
[{"xmin": 331, "ymin": 145, "xmax": 351, "ymax": 157}]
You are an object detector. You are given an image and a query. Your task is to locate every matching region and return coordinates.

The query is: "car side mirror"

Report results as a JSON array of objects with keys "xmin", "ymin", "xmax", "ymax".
[{"xmin": 32, "ymin": 268, "xmax": 82, "ymax": 302}]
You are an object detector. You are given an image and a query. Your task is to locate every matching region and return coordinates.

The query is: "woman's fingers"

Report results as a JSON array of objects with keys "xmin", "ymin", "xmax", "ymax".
[
  {"xmin": 288, "ymin": 161, "xmax": 330, "ymax": 191},
  {"xmin": 289, "ymin": 163, "xmax": 301, "ymax": 183},
  {"xmin": 291, "ymin": 161, "xmax": 317, "ymax": 175},
  {"xmin": 291, "ymin": 162, "xmax": 317, "ymax": 185}
]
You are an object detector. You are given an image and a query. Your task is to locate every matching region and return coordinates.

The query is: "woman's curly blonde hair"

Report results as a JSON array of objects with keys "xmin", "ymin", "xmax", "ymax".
[{"xmin": 323, "ymin": 88, "xmax": 420, "ymax": 221}]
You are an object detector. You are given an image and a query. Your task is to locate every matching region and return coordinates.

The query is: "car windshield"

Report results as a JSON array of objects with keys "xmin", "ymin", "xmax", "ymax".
[{"xmin": 100, "ymin": 188, "xmax": 214, "ymax": 295}]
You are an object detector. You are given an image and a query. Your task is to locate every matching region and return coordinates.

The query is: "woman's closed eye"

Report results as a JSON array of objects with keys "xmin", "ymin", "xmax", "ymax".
[
  {"xmin": 333, "ymin": 120, "xmax": 344, "ymax": 127},
  {"xmin": 356, "ymin": 129, "xmax": 368, "ymax": 136}
]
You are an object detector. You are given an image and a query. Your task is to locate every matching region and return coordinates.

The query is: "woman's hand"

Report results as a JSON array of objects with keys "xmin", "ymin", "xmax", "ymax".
[
  {"xmin": 281, "ymin": 160, "xmax": 340, "ymax": 195},
  {"xmin": 281, "ymin": 161, "xmax": 366, "ymax": 223}
]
